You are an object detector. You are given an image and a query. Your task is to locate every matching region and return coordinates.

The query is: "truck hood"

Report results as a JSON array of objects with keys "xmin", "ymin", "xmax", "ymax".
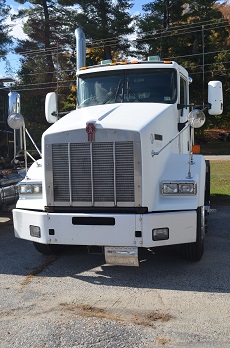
[{"xmin": 44, "ymin": 103, "xmax": 175, "ymax": 135}]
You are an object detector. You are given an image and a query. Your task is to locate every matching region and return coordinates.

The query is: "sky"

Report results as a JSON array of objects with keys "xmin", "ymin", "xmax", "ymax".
[
  {"xmin": 0, "ymin": 0, "xmax": 146, "ymax": 77},
  {"xmin": 6, "ymin": 0, "xmax": 147, "ymax": 12}
]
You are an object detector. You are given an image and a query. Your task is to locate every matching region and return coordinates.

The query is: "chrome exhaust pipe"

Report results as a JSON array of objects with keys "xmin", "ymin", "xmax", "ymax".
[{"xmin": 75, "ymin": 28, "xmax": 86, "ymax": 71}]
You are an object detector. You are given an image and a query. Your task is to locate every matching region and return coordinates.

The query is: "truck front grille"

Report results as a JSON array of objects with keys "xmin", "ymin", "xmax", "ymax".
[{"xmin": 51, "ymin": 141, "xmax": 136, "ymax": 206}]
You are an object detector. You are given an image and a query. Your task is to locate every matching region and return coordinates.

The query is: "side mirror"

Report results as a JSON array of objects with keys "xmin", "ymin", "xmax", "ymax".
[
  {"xmin": 188, "ymin": 109, "xmax": 205, "ymax": 128},
  {"xmin": 8, "ymin": 91, "xmax": 21, "ymax": 115},
  {"xmin": 45, "ymin": 92, "xmax": 58, "ymax": 123},
  {"xmin": 7, "ymin": 113, "xmax": 24, "ymax": 129},
  {"xmin": 208, "ymin": 81, "xmax": 223, "ymax": 115}
]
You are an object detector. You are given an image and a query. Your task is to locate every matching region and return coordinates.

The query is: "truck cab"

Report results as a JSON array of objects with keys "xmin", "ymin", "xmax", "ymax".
[{"xmin": 11, "ymin": 29, "xmax": 223, "ymax": 266}]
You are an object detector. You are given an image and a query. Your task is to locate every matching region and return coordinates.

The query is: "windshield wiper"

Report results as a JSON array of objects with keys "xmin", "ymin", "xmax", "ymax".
[
  {"xmin": 126, "ymin": 78, "xmax": 140, "ymax": 102},
  {"xmin": 102, "ymin": 80, "xmax": 123, "ymax": 104},
  {"xmin": 78, "ymin": 96, "xmax": 97, "ymax": 107}
]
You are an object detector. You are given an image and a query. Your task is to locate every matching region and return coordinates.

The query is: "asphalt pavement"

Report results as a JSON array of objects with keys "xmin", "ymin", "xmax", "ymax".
[{"xmin": 0, "ymin": 207, "xmax": 230, "ymax": 348}]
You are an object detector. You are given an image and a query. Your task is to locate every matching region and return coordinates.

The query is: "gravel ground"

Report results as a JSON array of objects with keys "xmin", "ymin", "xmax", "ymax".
[{"xmin": 0, "ymin": 207, "xmax": 230, "ymax": 348}]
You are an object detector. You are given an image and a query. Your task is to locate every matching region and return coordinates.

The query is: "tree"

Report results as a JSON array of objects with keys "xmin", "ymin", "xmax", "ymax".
[
  {"xmin": 13, "ymin": 0, "xmax": 79, "ymax": 83},
  {"xmin": 11, "ymin": 0, "xmax": 78, "ymax": 144},
  {"xmin": 135, "ymin": 0, "xmax": 187, "ymax": 58},
  {"xmin": 182, "ymin": 0, "xmax": 229, "ymax": 115},
  {"xmin": 0, "ymin": 0, "xmax": 12, "ymax": 59},
  {"xmin": 211, "ymin": 1, "xmax": 230, "ymax": 128},
  {"xmin": 136, "ymin": 0, "xmax": 230, "ymax": 128},
  {"xmin": 73, "ymin": 0, "xmax": 135, "ymax": 62},
  {"xmin": 10, "ymin": 0, "xmax": 136, "ymax": 145}
]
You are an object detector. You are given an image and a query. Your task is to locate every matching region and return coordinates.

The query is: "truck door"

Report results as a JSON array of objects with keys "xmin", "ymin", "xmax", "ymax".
[{"xmin": 178, "ymin": 75, "xmax": 190, "ymax": 153}]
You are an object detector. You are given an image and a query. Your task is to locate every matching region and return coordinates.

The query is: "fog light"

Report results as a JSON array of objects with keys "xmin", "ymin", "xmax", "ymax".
[
  {"xmin": 152, "ymin": 228, "xmax": 169, "ymax": 241},
  {"xmin": 30, "ymin": 225, "xmax": 41, "ymax": 238}
]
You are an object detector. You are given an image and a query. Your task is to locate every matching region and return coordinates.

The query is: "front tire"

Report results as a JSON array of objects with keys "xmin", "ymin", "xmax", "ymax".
[
  {"xmin": 182, "ymin": 206, "xmax": 205, "ymax": 261},
  {"xmin": 33, "ymin": 242, "xmax": 62, "ymax": 255}
]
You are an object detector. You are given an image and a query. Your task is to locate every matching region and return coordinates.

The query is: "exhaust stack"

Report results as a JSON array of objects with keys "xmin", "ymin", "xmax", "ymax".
[{"xmin": 75, "ymin": 28, "xmax": 86, "ymax": 71}]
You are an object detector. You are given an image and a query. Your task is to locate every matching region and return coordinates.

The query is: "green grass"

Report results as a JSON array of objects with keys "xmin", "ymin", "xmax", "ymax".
[{"xmin": 210, "ymin": 161, "xmax": 230, "ymax": 205}]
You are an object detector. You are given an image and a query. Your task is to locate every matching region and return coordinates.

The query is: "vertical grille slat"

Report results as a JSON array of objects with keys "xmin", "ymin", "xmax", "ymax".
[
  {"xmin": 93, "ymin": 143, "xmax": 114, "ymax": 202},
  {"xmin": 52, "ymin": 144, "xmax": 69, "ymax": 201},
  {"xmin": 51, "ymin": 141, "xmax": 136, "ymax": 206},
  {"xmin": 71, "ymin": 143, "xmax": 92, "ymax": 202},
  {"xmin": 116, "ymin": 142, "xmax": 135, "ymax": 202}
]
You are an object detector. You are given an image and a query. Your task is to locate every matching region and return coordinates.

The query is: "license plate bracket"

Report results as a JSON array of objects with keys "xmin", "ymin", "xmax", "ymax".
[{"xmin": 105, "ymin": 246, "xmax": 139, "ymax": 266}]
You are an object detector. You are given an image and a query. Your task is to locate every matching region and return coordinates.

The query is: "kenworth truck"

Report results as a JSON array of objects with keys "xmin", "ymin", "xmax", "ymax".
[
  {"xmin": 11, "ymin": 29, "xmax": 223, "ymax": 266},
  {"xmin": 0, "ymin": 78, "xmax": 25, "ymax": 210}
]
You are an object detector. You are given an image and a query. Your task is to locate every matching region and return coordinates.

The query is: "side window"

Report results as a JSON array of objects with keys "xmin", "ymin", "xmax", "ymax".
[{"xmin": 180, "ymin": 76, "xmax": 188, "ymax": 106}]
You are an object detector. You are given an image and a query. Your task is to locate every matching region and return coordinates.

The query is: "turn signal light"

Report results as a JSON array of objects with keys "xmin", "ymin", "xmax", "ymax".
[{"xmin": 192, "ymin": 145, "xmax": 200, "ymax": 154}]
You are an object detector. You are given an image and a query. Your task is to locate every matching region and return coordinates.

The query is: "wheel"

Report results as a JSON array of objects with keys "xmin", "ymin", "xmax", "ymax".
[
  {"xmin": 182, "ymin": 206, "xmax": 205, "ymax": 261},
  {"xmin": 33, "ymin": 242, "xmax": 62, "ymax": 255}
]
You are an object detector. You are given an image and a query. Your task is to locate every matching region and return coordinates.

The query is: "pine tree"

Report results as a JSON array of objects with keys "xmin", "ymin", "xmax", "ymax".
[
  {"xmin": 183, "ymin": 0, "xmax": 229, "ymax": 113},
  {"xmin": 11, "ymin": 0, "xmax": 78, "ymax": 144},
  {"xmin": 13, "ymin": 0, "xmax": 78, "ymax": 84},
  {"xmin": 136, "ymin": 0, "xmax": 230, "ymax": 128},
  {"xmin": 10, "ymin": 0, "xmax": 135, "ymax": 143},
  {"xmin": 74, "ymin": 0, "xmax": 134, "ymax": 62},
  {"xmin": 0, "ymin": 0, "xmax": 12, "ymax": 59},
  {"xmin": 135, "ymin": 0, "xmax": 187, "ymax": 59}
]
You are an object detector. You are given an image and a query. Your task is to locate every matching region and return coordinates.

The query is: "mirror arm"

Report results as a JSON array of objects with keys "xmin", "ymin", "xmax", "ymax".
[
  {"xmin": 51, "ymin": 111, "xmax": 70, "ymax": 118},
  {"xmin": 192, "ymin": 103, "xmax": 211, "ymax": 110},
  {"xmin": 152, "ymin": 122, "xmax": 190, "ymax": 156},
  {"xmin": 177, "ymin": 103, "xmax": 212, "ymax": 111},
  {"xmin": 177, "ymin": 103, "xmax": 194, "ymax": 110}
]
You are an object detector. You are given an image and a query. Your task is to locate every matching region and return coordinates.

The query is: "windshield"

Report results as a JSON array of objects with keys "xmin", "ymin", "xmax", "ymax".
[{"xmin": 77, "ymin": 68, "xmax": 177, "ymax": 108}]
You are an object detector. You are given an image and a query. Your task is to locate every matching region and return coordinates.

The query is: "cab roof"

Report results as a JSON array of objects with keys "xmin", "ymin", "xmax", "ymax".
[{"xmin": 77, "ymin": 60, "xmax": 188, "ymax": 79}]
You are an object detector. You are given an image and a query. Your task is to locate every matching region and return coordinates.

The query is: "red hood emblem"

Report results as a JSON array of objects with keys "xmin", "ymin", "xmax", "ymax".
[{"xmin": 86, "ymin": 122, "xmax": 96, "ymax": 142}]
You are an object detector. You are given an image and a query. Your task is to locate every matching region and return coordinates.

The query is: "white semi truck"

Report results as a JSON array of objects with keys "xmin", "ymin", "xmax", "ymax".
[{"xmin": 11, "ymin": 29, "xmax": 223, "ymax": 265}]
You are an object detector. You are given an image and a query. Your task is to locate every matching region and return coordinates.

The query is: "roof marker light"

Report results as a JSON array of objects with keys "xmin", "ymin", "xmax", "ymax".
[
  {"xmin": 101, "ymin": 59, "xmax": 112, "ymax": 65},
  {"xmin": 148, "ymin": 56, "xmax": 160, "ymax": 62}
]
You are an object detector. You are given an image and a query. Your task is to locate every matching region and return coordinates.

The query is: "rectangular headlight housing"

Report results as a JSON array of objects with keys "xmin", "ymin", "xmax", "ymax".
[
  {"xmin": 161, "ymin": 181, "xmax": 197, "ymax": 195},
  {"xmin": 19, "ymin": 182, "xmax": 42, "ymax": 194}
]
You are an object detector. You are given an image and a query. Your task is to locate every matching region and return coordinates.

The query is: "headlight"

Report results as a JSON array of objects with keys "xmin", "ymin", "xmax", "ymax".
[
  {"xmin": 179, "ymin": 183, "xmax": 196, "ymax": 194},
  {"xmin": 162, "ymin": 183, "xmax": 178, "ymax": 194},
  {"xmin": 19, "ymin": 182, "xmax": 42, "ymax": 194},
  {"xmin": 162, "ymin": 181, "xmax": 196, "ymax": 195}
]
